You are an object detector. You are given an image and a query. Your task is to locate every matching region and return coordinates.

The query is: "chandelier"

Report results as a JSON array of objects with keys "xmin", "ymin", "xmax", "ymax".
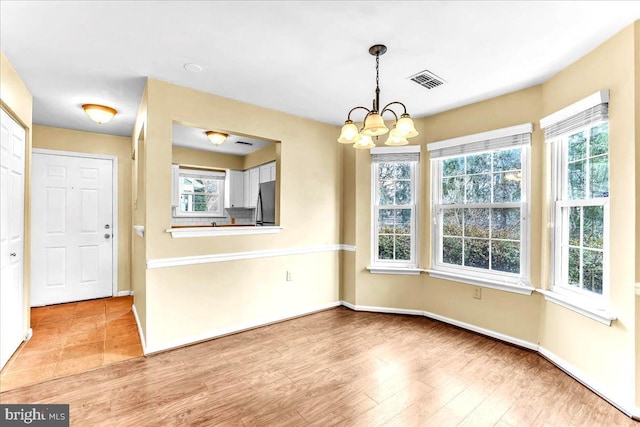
[{"xmin": 338, "ymin": 44, "xmax": 419, "ymax": 149}]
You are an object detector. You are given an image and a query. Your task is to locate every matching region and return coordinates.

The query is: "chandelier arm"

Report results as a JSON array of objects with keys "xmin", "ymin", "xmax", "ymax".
[
  {"xmin": 379, "ymin": 108, "xmax": 398, "ymax": 122},
  {"xmin": 346, "ymin": 106, "xmax": 372, "ymax": 122},
  {"xmin": 380, "ymin": 101, "xmax": 408, "ymax": 117}
]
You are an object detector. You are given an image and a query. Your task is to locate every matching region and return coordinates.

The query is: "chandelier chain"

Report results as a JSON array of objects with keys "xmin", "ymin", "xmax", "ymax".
[{"xmin": 376, "ymin": 54, "xmax": 380, "ymax": 89}]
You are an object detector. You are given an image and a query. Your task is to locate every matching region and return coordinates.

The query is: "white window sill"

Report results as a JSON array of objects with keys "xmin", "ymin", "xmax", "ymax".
[
  {"xmin": 536, "ymin": 289, "xmax": 616, "ymax": 326},
  {"xmin": 426, "ymin": 269, "xmax": 534, "ymax": 295},
  {"xmin": 166, "ymin": 226, "xmax": 283, "ymax": 238},
  {"xmin": 367, "ymin": 266, "xmax": 424, "ymax": 276}
]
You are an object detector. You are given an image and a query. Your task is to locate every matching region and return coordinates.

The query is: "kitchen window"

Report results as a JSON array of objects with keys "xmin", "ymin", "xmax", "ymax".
[
  {"xmin": 175, "ymin": 168, "xmax": 225, "ymax": 217},
  {"xmin": 427, "ymin": 124, "xmax": 532, "ymax": 292},
  {"xmin": 543, "ymin": 91, "xmax": 610, "ymax": 307},
  {"xmin": 369, "ymin": 146, "xmax": 420, "ymax": 273}
]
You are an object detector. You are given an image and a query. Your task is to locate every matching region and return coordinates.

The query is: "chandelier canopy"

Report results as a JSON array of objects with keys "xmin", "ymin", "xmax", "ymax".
[{"xmin": 338, "ymin": 44, "xmax": 419, "ymax": 149}]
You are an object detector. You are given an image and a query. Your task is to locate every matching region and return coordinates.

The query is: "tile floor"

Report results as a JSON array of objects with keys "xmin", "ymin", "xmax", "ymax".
[{"xmin": 0, "ymin": 296, "xmax": 143, "ymax": 392}]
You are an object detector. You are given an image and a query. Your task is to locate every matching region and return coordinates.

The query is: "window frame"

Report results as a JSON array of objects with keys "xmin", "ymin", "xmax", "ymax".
[
  {"xmin": 174, "ymin": 168, "xmax": 226, "ymax": 218},
  {"xmin": 550, "ymin": 120, "xmax": 610, "ymax": 304},
  {"xmin": 430, "ymin": 145, "xmax": 531, "ymax": 287},
  {"xmin": 370, "ymin": 147, "xmax": 420, "ymax": 270}
]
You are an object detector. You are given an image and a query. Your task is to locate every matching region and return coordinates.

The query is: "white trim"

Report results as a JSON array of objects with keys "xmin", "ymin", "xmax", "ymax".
[
  {"xmin": 426, "ymin": 270, "xmax": 535, "ymax": 295},
  {"xmin": 144, "ymin": 301, "xmax": 341, "ymax": 354},
  {"xmin": 131, "ymin": 304, "xmax": 147, "ymax": 355},
  {"xmin": 540, "ymin": 90, "xmax": 609, "ymax": 129},
  {"xmin": 635, "ymin": 283, "xmax": 640, "ymax": 296},
  {"xmin": 537, "ymin": 289, "xmax": 616, "ymax": 326},
  {"xmin": 339, "ymin": 301, "xmax": 537, "ymax": 350},
  {"xmin": 342, "ymin": 245, "xmax": 356, "ymax": 252},
  {"xmin": 166, "ymin": 225, "xmax": 283, "ymax": 238},
  {"xmin": 538, "ymin": 346, "xmax": 634, "ymax": 418},
  {"xmin": 427, "ymin": 123, "xmax": 533, "ymax": 152},
  {"xmin": 25, "ymin": 328, "xmax": 33, "ymax": 341},
  {"xmin": 370, "ymin": 145, "xmax": 421, "ymax": 155},
  {"xmin": 31, "ymin": 148, "xmax": 119, "ymax": 297},
  {"xmin": 367, "ymin": 266, "xmax": 424, "ymax": 275},
  {"xmin": 147, "ymin": 244, "xmax": 348, "ymax": 269},
  {"xmin": 117, "ymin": 290, "xmax": 134, "ymax": 297}
]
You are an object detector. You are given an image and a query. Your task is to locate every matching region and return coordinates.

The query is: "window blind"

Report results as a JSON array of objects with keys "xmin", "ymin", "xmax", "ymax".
[
  {"xmin": 541, "ymin": 103, "xmax": 608, "ymax": 140},
  {"xmin": 428, "ymin": 132, "xmax": 530, "ymax": 160},
  {"xmin": 371, "ymin": 151, "xmax": 420, "ymax": 163}
]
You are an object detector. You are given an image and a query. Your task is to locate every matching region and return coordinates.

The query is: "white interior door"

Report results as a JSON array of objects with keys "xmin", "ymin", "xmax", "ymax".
[
  {"xmin": 0, "ymin": 109, "xmax": 26, "ymax": 370},
  {"xmin": 31, "ymin": 152, "xmax": 114, "ymax": 306}
]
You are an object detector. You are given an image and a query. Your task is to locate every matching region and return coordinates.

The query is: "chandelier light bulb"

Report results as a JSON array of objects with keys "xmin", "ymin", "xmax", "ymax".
[
  {"xmin": 360, "ymin": 113, "xmax": 389, "ymax": 137},
  {"xmin": 384, "ymin": 127, "xmax": 409, "ymax": 146},
  {"xmin": 338, "ymin": 121, "xmax": 359, "ymax": 144},
  {"xmin": 395, "ymin": 115, "xmax": 419, "ymax": 138},
  {"xmin": 353, "ymin": 134, "xmax": 376, "ymax": 149}
]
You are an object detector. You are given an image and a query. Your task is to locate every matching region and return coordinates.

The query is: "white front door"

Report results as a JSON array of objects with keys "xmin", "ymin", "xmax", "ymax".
[
  {"xmin": 31, "ymin": 152, "xmax": 114, "ymax": 306},
  {"xmin": 0, "ymin": 109, "xmax": 26, "ymax": 370}
]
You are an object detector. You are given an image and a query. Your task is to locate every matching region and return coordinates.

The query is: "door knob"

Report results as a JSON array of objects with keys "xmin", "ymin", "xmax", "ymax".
[
  {"xmin": 9, "ymin": 252, "xmax": 16, "ymax": 257},
  {"xmin": 104, "ymin": 234, "xmax": 111, "ymax": 239},
  {"xmin": 105, "ymin": 224, "xmax": 110, "ymax": 229}
]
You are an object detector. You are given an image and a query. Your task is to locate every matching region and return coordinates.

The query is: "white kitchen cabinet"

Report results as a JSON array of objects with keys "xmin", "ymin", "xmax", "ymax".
[
  {"xmin": 224, "ymin": 169, "xmax": 245, "ymax": 208},
  {"xmin": 171, "ymin": 164, "xmax": 180, "ymax": 207},
  {"xmin": 259, "ymin": 161, "xmax": 276, "ymax": 183},
  {"xmin": 247, "ymin": 167, "xmax": 260, "ymax": 208}
]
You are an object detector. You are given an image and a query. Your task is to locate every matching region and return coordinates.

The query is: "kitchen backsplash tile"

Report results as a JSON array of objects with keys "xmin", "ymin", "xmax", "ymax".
[{"xmin": 172, "ymin": 208, "xmax": 255, "ymax": 226}]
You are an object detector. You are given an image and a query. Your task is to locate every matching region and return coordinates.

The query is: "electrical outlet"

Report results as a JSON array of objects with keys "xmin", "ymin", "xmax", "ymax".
[
  {"xmin": 473, "ymin": 287, "xmax": 482, "ymax": 299},
  {"xmin": 286, "ymin": 271, "xmax": 292, "ymax": 281}
]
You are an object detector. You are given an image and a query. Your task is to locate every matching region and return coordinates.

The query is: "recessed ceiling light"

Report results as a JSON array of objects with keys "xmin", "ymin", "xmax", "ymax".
[{"xmin": 183, "ymin": 63, "xmax": 202, "ymax": 72}]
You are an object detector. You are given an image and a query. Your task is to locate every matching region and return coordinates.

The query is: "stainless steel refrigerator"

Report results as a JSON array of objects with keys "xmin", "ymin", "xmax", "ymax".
[{"xmin": 256, "ymin": 181, "xmax": 276, "ymax": 226}]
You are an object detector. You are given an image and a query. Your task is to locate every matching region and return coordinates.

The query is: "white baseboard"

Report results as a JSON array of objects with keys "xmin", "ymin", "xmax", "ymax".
[
  {"xmin": 25, "ymin": 328, "xmax": 33, "ymax": 341},
  {"xmin": 143, "ymin": 301, "xmax": 342, "ymax": 355},
  {"xmin": 116, "ymin": 290, "xmax": 134, "ymax": 296},
  {"xmin": 538, "ymin": 346, "xmax": 635, "ymax": 418},
  {"xmin": 339, "ymin": 301, "xmax": 634, "ymax": 419},
  {"xmin": 131, "ymin": 304, "xmax": 147, "ymax": 355}
]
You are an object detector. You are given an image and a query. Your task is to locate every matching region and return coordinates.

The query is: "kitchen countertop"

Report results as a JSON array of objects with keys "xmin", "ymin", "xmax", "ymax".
[{"xmin": 171, "ymin": 224, "xmax": 256, "ymax": 228}]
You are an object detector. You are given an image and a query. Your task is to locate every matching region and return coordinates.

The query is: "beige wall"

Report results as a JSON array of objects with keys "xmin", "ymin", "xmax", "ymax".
[
  {"xmin": 538, "ymin": 22, "xmax": 637, "ymax": 407},
  {"xmin": 139, "ymin": 78, "xmax": 342, "ymax": 351},
  {"xmin": 32, "ymin": 125, "xmax": 133, "ymax": 295},
  {"xmin": 1, "ymin": 50, "xmax": 33, "ymax": 334},
  {"xmin": 172, "ymin": 146, "xmax": 244, "ymax": 170}
]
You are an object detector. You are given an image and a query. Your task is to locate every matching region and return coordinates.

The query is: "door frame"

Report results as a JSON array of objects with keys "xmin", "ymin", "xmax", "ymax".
[{"xmin": 31, "ymin": 148, "xmax": 119, "ymax": 297}]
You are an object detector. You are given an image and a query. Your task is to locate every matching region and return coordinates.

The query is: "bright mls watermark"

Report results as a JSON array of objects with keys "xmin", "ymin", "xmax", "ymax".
[{"xmin": 1, "ymin": 405, "xmax": 69, "ymax": 426}]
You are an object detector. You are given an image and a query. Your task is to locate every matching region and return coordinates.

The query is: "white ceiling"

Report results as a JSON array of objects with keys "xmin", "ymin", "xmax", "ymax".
[
  {"xmin": 172, "ymin": 124, "xmax": 274, "ymax": 155},
  {"xmin": 1, "ymin": 1, "xmax": 639, "ymax": 137}
]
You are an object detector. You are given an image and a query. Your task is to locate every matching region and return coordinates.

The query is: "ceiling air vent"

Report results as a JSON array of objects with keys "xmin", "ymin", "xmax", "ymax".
[
  {"xmin": 408, "ymin": 70, "xmax": 445, "ymax": 90},
  {"xmin": 235, "ymin": 141, "xmax": 253, "ymax": 146}
]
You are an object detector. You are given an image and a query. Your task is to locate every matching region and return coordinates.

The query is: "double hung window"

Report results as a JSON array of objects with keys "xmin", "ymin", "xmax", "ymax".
[
  {"xmin": 428, "ymin": 124, "xmax": 532, "ymax": 288},
  {"xmin": 371, "ymin": 146, "xmax": 420, "ymax": 269},
  {"xmin": 543, "ymin": 91, "xmax": 610, "ymax": 302},
  {"xmin": 176, "ymin": 168, "xmax": 225, "ymax": 217}
]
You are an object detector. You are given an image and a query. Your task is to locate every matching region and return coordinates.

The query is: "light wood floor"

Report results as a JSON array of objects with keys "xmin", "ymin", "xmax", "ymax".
[
  {"xmin": 0, "ymin": 296, "xmax": 142, "ymax": 392},
  {"xmin": 0, "ymin": 307, "xmax": 635, "ymax": 426}
]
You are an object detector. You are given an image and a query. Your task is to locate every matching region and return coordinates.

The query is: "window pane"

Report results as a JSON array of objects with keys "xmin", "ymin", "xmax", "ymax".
[
  {"xmin": 493, "ymin": 173, "xmax": 521, "ymax": 203},
  {"xmin": 395, "ymin": 181, "xmax": 411, "ymax": 205},
  {"xmin": 568, "ymin": 131, "xmax": 586, "ymax": 161},
  {"xmin": 396, "ymin": 209, "xmax": 412, "ymax": 234},
  {"xmin": 568, "ymin": 161, "xmax": 586, "ymax": 200},
  {"xmin": 464, "ymin": 208, "xmax": 490, "ymax": 238},
  {"xmin": 379, "ymin": 181, "xmax": 395, "ymax": 205},
  {"xmin": 569, "ymin": 207, "xmax": 581, "ymax": 246},
  {"xmin": 589, "ymin": 155, "xmax": 608, "ymax": 198},
  {"xmin": 491, "ymin": 208, "xmax": 520, "ymax": 240},
  {"xmin": 395, "ymin": 163, "xmax": 411, "ymax": 179},
  {"xmin": 443, "ymin": 237, "xmax": 463, "ymax": 265},
  {"xmin": 589, "ymin": 123, "xmax": 608, "ymax": 156},
  {"xmin": 568, "ymin": 247, "xmax": 580, "ymax": 286},
  {"xmin": 492, "ymin": 241, "xmax": 520, "ymax": 273},
  {"xmin": 493, "ymin": 148, "xmax": 521, "ymax": 172},
  {"xmin": 192, "ymin": 179, "xmax": 206, "ymax": 193},
  {"xmin": 583, "ymin": 206, "xmax": 604, "ymax": 249},
  {"xmin": 583, "ymin": 250, "xmax": 603, "ymax": 295},
  {"xmin": 378, "ymin": 235, "xmax": 394, "ymax": 260},
  {"xmin": 378, "ymin": 209, "xmax": 395, "ymax": 234},
  {"xmin": 205, "ymin": 180, "xmax": 219, "ymax": 193},
  {"xmin": 466, "ymin": 153, "xmax": 491, "ymax": 174},
  {"xmin": 442, "ymin": 177, "xmax": 464, "ymax": 204},
  {"xmin": 464, "ymin": 239, "xmax": 489, "ymax": 269},
  {"xmin": 443, "ymin": 209, "xmax": 462, "ymax": 236},
  {"xmin": 395, "ymin": 236, "xmax": 411, "ymax": 260},
  {"xmin": 465, "ymin": 175, "xmax": 491, "ymax": 203},
  {"xmin": 443, "ymin": 157, "xmax": 464, "ymax": 177},
  {"xmin": 378, "ymin": 163, "xmax": 394, "ymax": 181}
]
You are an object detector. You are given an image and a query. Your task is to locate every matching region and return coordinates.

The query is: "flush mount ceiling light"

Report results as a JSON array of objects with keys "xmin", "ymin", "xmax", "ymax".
[
  {"xmin": 82, "ymin": 104, "xmax": 117, "ymax": 124},
  {"xmin": 205, "ymin": 131, "xmax": 228, "ymax": 145},
  {"xmin": 338, "ymin": 44, "xmax": 419, "ymax": 149}
]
